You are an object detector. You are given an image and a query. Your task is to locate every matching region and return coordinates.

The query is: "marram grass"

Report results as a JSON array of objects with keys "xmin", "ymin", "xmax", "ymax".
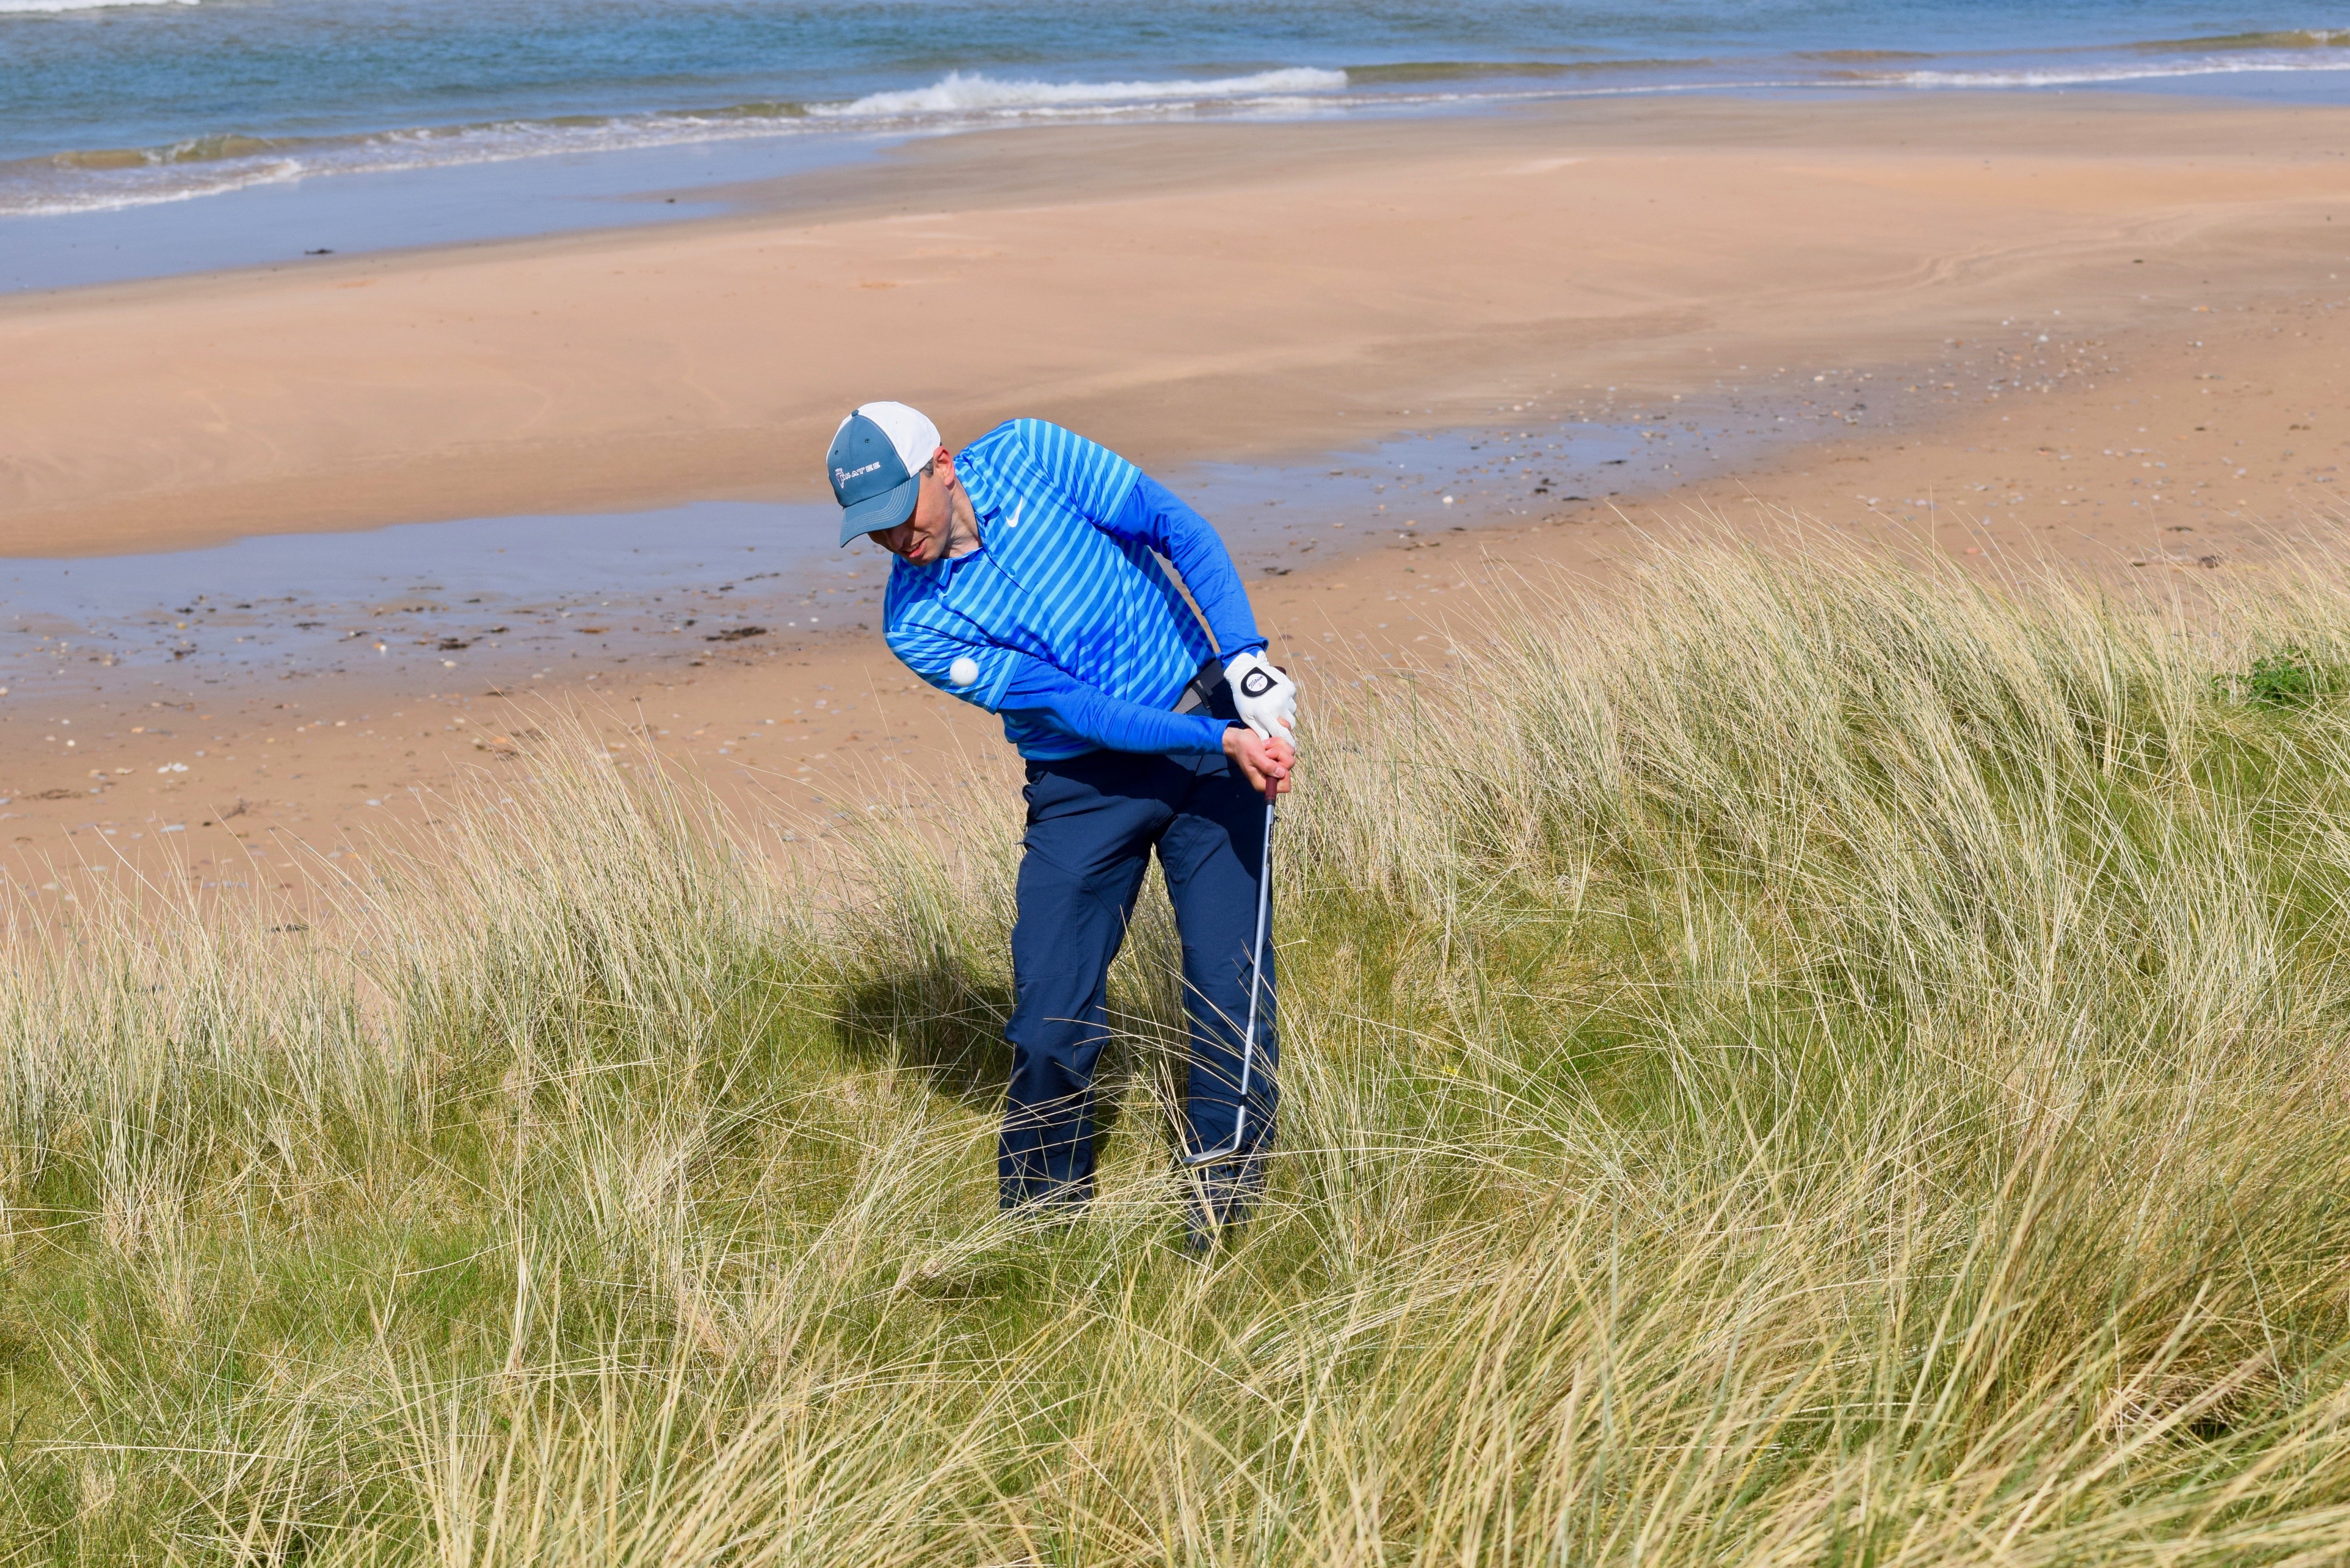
[{"xmin": 7, "ymin": 535, "xmax": 2350, "ymax": 1564}]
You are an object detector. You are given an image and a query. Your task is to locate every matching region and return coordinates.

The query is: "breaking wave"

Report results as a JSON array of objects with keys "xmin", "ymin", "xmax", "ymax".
[
  {"xmin": 0, "ymin": 0, "xmax": 197, "ymax": 13},
  {"xmin": 810, "ymin": 67, "xmax": 1349, "ymax": 120},
  {"xmin": 1881, "ymin": 54, "xmax": 2350, "ymax": 90}
]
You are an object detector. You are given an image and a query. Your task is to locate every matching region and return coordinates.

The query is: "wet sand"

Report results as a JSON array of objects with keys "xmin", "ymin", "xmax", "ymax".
[{"xmin": 5, "ymin": 90, "xmax": 2349, "ymax": 901}]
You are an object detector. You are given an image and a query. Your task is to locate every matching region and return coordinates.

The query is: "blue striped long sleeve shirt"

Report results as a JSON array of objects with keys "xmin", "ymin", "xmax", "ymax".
[{"xmin": 880, "ymin": 419, "xmax": 1266, "ymax": 760}]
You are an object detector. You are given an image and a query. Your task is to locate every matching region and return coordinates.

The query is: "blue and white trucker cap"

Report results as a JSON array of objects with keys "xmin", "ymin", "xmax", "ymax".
[{"xmin": 826, "ymin": 401, "xmax": 940, "ymax": 546}]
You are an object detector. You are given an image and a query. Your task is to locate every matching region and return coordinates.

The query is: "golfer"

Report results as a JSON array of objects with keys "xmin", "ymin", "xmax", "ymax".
[{"xmin": 825, "ymin": 402, "xmax": 1298, "ymax": 1233}]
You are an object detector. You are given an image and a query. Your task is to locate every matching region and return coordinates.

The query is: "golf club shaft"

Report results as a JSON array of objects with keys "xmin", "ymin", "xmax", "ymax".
[
  {"xmin": 1234, "ymin": 793, "xmax": 1274, "ymax": 1102},
  {"xmin": 1187, "ymin": 793, "xmax": 1275, "ymax": 1166}
]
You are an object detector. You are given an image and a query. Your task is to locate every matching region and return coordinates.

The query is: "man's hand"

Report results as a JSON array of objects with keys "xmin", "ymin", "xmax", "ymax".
[
  {"xmin": 1224, "ymin": 725, "xmax": 1295, "ymax": 800},
  {"xmin": 1224, "ymin": 649, "xmax": 1298, "ymax": 744}
]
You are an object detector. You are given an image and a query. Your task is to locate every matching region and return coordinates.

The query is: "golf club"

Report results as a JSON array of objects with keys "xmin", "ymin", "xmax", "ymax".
[{"xmin": 1183, "ymin": 793, "xmax": 1276, "ymax": 1167}]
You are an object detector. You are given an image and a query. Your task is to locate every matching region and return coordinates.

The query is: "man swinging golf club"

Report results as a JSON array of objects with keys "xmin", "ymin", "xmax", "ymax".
[{"xmin": 825, "ymin": 403, "xmax": 1298, "ymax": 1237}]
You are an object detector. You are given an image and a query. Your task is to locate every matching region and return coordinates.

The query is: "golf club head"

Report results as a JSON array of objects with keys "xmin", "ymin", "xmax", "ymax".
[{"xmin": 1181, "ymin": 1108, "xmax": 1246, "ymax": 1167}]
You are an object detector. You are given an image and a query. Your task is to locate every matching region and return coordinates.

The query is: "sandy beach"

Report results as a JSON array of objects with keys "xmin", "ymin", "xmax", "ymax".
[{"xmin": 6, "ymin": 89, "xmax": 2349, "ymax": 896}]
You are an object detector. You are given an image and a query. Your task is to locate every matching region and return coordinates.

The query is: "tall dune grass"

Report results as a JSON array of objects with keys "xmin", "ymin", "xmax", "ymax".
[{"xmin": 7, "ymin": 532, "xmax": 2350, "ymax": 1563}]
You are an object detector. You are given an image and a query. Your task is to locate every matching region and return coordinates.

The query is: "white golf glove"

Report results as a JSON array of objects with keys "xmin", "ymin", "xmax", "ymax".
[{"xmin": 1224, "ymin": 649, "xmax": 1298, "ymax": 743}]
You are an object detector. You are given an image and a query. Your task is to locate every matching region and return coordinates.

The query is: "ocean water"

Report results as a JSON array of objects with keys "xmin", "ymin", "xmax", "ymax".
[
  {"xmin": 3, "ymin": 1, "xmax": 2347, "ymax": 287},
  {"xmin": 6, "ymin": 2, "xmax": 2349, "ymax": 220}
]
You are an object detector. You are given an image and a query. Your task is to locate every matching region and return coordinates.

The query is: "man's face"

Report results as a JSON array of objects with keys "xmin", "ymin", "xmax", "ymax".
[{"xmin": 869, "ymin": 449, "xmax": 953, "ymax": 564}]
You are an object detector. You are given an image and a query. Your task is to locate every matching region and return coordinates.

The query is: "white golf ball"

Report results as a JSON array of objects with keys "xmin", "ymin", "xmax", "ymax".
[{"xmin": 949, "ymin": 656, "xmax": 980, "ymax": 687}]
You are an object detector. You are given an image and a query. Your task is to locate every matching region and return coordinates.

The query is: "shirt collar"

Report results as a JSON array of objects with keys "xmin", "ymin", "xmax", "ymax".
[
  {"xmin": 888, "ymin": 536, "xmax": 985, "ymax": 586},
  {"xmin": 957, "ymin": 439, "xmax": 1010, "ymax": 525}
]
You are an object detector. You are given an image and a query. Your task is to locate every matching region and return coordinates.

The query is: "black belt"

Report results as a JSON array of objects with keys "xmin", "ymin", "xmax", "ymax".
[{"xmin": 1172, "ymin": 656, "xmax": 1226, "ymax": 717}]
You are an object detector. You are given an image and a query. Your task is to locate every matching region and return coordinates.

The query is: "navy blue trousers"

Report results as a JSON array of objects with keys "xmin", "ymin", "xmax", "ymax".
[{"xmin": 999, "ymin": 742, "xmax": 1276, "ymax": 1227}]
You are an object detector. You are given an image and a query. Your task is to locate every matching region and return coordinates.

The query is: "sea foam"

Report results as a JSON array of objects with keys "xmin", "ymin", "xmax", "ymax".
[
  {"xmin": 1886, "ymin": 54, "xmax": 2350, "ymax": 90},
  {"xmin": 0, "ymin": 0, "xmax": 197, "ymax": 13},
  {"xmin": 813, "ymin": 67, "xmax": 1350, "ymax": 120}
]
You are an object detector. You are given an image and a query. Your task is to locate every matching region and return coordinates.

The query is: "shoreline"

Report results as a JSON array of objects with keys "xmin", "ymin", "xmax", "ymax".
[
  {"xmin": 8, "ymin": 91, "xmax": 2349, "ymax": 558},
  {"xmin": 7, "ymin": 88, "xmax": 2350, "ymax": 895}
]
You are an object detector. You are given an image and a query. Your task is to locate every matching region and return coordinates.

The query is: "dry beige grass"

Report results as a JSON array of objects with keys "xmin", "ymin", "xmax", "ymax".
[{"xmin": 5, "ymin": 523, "xmax": 2350, "ymax": 1564}]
